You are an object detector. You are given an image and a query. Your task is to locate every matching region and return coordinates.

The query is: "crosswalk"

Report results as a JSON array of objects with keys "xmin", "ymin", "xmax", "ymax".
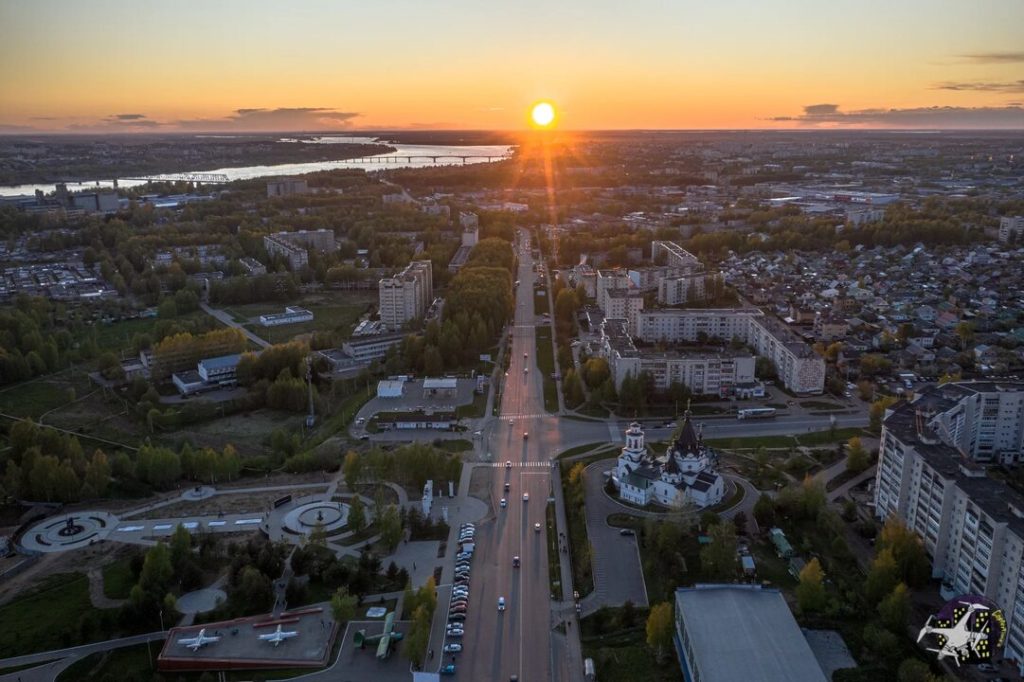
[
  {"xmin": 500, "ymin": 413, "xmax": 552, "ymax": 420},
  {"xmin": 487, "ymin": 461, "xmax": 555, "ymax": 468}
]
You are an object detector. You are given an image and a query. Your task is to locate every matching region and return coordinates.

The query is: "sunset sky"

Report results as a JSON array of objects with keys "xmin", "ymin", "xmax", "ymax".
[{"xmin": 2, "ymin": 0, "xmax": 1023, "ymax": 132}]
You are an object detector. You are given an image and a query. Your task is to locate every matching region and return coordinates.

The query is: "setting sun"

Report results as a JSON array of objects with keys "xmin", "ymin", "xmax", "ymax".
[{"xmin": 530, "ymin": 101, "xmax": 556, "ymax": 128}]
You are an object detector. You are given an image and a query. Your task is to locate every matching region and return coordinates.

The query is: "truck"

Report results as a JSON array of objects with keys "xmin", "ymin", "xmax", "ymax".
[
  {"xmin": 737, "ymin": 407, "xmax": 777, "ymax": 420},
  {"xmin": 584, "ymin": 657, "xmax": 597, "ymax": 681}
]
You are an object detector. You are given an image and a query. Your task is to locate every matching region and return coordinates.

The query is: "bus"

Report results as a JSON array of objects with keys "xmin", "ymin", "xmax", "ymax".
[
  {"xmin": 737, "ymin": 407, "xmax": 777, "ymax": 420},
  {"xmin": 584, "ymin": 658, "xmax": 596, "ymax": 681}
]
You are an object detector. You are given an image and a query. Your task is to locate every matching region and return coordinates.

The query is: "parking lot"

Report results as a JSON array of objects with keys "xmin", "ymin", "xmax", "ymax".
[{"xmin": 353, "ymin": 378, "xmax": 479, "ymax": 429}]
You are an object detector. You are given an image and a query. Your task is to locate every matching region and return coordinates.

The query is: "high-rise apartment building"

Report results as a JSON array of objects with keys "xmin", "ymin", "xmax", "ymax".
[
  {"xmin": 999, "ymin": 216, "xmax": 1024, "ymax": 244},
  {"xmin": 378, "ymin": 260, "xmax": 433, "ymax": 331},
  {"xmin": 873, "ymin": 381, "xmax": 1024, "ymax": 676}
]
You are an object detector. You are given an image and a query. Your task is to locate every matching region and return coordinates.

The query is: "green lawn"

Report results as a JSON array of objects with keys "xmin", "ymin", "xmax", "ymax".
[
  {"xmin": 558, "ymin": 442, "xmax": 606, "ymax": 459},
  {"xmin": 0, "ymin": 372, "xmax": 93, "ymax": 419},
  {"xmin": 535, "ymin": 327, "xmax": 558, "ymax": 413},
  {"xmin": 534, "ymin": 289, "xmax": 550, "ymax": 315},
  {"xmin": 311, "ymin": 384, "xmax": 375, "ymax": 446},
  {"xmin": 706, "ymin": 427, "xmax": 867, "ymax": 450},
  {"xmin": 581, "ymin": 616, "xmax": 683, "ymax": 682},
  {"xmin": 231, "ymin": 294, "xmax": 376, "ymax": 345},
  {"xmin": 434, "ymin": 439, "xmax": 473, "ymax": 453},
  {"xmin": 455, "ymin": 391, "xmax": 487, "ymax": 419},
  {"xmin": 546, "ymin": 502, "xmax": 563, "ymax": 601},
  {"xmin": 91, "ymin": 312, "xmax": 208, "ymax": 353},
  {"xmin": 102, "ymin": 557, "xmax": 137, "ymax": 599},
  {"xmin": 0, "ymin": 573, "xmax": 112, "ymax": 657}
]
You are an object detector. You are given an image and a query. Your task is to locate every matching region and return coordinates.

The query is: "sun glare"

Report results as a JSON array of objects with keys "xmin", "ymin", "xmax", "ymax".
[{"xmin": 531, "ymin": 101, "xmax": 556, "ymax": 128}]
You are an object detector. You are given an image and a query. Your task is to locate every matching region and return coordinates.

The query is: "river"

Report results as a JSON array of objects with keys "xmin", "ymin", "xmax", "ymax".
[{"xmin": 0, "ymin": 136, "xmax": 513, "ymax": 197}]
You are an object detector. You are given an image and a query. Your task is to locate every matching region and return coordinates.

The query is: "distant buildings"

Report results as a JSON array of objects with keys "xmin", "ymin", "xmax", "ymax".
[
  {"xmin": 1000, "ymin": 216, "xmax": 1024, "ymax": 244},
  {"xmin": 239, "ymin": 257, "xmax": 267, "ymax": 276},
  {"xmin": 259, "ymin": 306, "xmax": 313, "ymax": 327},
  {"xmin": 674, "ymin": 584, "xmax": 829, "ymax": 682},
  {"xmin": 263, "ymin": 229, "xmax": 337, "ymax": 270},
  {"xmin": 448, "ymin": 224, "xmax": 479, "ymax": 273},
  {"xmin": 266, "ymin": 178, "xmax": 309, "ymax": 198},
  {"xmin": 873, "ymin": 381, "xmax": 1024, "ymax": 676},
  {"xmin": 172, "ymin": 353, "xmax": 243, "ymax": 395},
  {"xmin": 378, "ymin": 260, "xmax": 433, "ymax": 331},
  {"xmin": 616, "ymin": 417, "xmax": 724, "ymax": 509}
]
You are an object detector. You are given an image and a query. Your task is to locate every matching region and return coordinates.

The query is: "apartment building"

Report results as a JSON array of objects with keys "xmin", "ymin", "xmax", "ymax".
[
  {"xmin": 636, "ymin": 308, "xmax": 825, "ymax": 395},
  {"xmin": 266, "ymin": 178, "xmax": 309, "ymax": 197},
  {"xmin": 658, "ymin": 272, "xmax": 708, "ymax": 305},
  {"xmin": 596, "ymin": 269, "xmax": 632, "ymax": 313},
  {"xmin": 263, "ymin": 229, "xmax": 337, "ymax": 270},
  {"xmin": 651, "ymin": 240, "xmax": 702, "ymax": 271},
  {"xmin": 873, "ymin": 382, "xmax": 1024, "ymax": 675},
  {"xmin": 603, "ymin": 289, "xmax": 645, "ymax": 334},
  {"xmin": 601, "ymin": 319, "xmax": 755, "ymax": 395},
  {"xmin": 378, "ymin": 260, "xmax": 433, "ymax": 331},
  {"xmin": 1000, "ymin": 216, "xmax": 1024, "ymax": 245}
]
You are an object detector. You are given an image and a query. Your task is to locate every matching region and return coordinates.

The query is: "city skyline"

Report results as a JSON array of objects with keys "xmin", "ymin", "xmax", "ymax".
[{"xmin": 2, "ymin": 0, "xmax": 1024, "ymax": 132}]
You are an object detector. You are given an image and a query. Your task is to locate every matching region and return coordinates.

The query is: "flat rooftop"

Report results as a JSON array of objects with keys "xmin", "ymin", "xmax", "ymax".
[
  {"xmin": 158, "ymin": 607, "xmax": 337, "ymax": 672},
  {"xmin": 675, "ymin": 585, "xmax": 827, "ymax": 682}
]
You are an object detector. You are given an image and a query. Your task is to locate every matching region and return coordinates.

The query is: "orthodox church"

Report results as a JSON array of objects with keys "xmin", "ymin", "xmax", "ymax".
[{"xmin": 615, "ymin": 411, "xmax": 725, "ymax": 509}]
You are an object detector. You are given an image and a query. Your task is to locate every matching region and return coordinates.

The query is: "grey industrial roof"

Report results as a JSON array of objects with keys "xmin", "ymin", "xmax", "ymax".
[{"xmin": 675, "ymin": 584, "xmax": 827, "ymax": 682}]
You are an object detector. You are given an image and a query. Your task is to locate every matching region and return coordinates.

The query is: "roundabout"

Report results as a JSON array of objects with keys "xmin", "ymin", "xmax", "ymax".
[
  {"xmin": 281, "ymin": 499, "xmax": 350, "ymax": 535},
  {"xmin": 21, "ymin": 511, "xmax": 119, "ymax": 553}
]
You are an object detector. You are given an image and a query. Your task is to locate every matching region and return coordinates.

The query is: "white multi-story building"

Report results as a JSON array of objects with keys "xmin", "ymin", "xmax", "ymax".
[
  {"xmin": 651, "ymin": 240, "xmax": 702, "ymax": 271},
  {"xmin": 259, "ymin": 306, "xmax": 314, "ymax": 327},
  {"xmin": 636, "ymin": 308, "xmax": 825, "ymax": 395},
  {"xmin": 616, "ymin": 418, "xmax": 724, "ymax": 509},
  {"xmin": 596, "ymin": 269, "xmax": 632, "ymax": 313},
  {"xmin": 600, "ymin": 319, "xmax": 755, "ymax": 396},
  {"xmin": 266, "ymin": 179, "xmax": 309, "ymax": 197},
  {"xmin": 603, "ymin": 289, "xmax": 645, "ymax": 334},
  {"xmin": 1000, "ymin": 216, "xmax": 1024, "ymax": 244},
  {"xmin": 874, "ymin": 382, "xmax": 1024, "ymax": 676},
  {"xmin": 378, "ymin": 260, "xmax": 433, "ymax": 331},
  {"xmin": 658, "ymin": 272, "xmax": 708, "ymax": 305}
]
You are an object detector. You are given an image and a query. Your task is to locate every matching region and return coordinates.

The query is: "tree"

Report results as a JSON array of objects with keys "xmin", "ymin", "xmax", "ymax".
[
  {"xmin": 796, "ymin": 558, "xmax": 827, "ymax": 613},
  {"xmin": 342, "ymin": 451, "xmax": 362, "ymax": 490},
  {"xmin": 865, "ymin": 547, "xmax": 900, "ymax": 605},
  {"xmin": 379, "ymin": 505, "xmax": 403, "ymax": 551},
  {"xmin": 879, "ymin": 582, "xmax": 910, "ymax": 633},
  {"xmin": 169, "ymin": 524, "xmax": 193, "ymax": 573},
  {"xmin": 403, "ymin": 604, "xmax": 431, "ymax": 668},
  {"xmin": 83, "ymin": 450, "xmax": 111, "ymax": 498},
  {"xmin": 955, "ymin": 321, "xmax": 975, "ymax": 350},
  {"xmin": 733, "ymin": 511, "xmax": 748, "ymax": 536},
  {"xmin": 897, "ymin": 658, "xmax": 942, "ymax": 682},
  {"xmin": 878, "ymin": 518, "xmax": 930, "ymax": 587},
  {"xmin": 869, "ymin": 395, "xmax": 899, "ymax": 432},
  {"xmin": 845, "ymin": 436, "xmax": 870, "ymax": 473},
  {"xmin": 236, "ymin": 566, "xmax": 274, "ymax": 614},
  {"xmin": 139, "ymin": 542, "xmax": 174, "ymax": 601},
  {"xmin": 330, "ymin": 586, "xmax": 358, "ymax": 625},
  {"xmin": 699, "ymin": 521, "xmax": 738, "ymax": 580},
  {"xmin": 347, "ymin": 495, "xmax": 367, "ymax": 533},
  {"xmin": 645, "ymin": 601, "xmax": 674, "ymax": 663},
  {"xmin": 753, "ymin": 493, "xmax": 776, "ymax": 528}
]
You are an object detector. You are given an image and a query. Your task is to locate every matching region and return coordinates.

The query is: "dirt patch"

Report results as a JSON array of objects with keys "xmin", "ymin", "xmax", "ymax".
[
  {"xmin": 469, "ymin": 466, "xmax": 495, "ymax": 504},
  {"xmin": 131, "ymin": 487, "xmax": 328, "ymax": 519},
  {"xmin": 0, "ymin": 541, "xmax": 131, "ymax": 608}
]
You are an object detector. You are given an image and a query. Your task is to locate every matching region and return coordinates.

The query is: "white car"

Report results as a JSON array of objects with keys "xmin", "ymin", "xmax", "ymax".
[
  {"xmin": 443, "ymin": 643, "xmax": 463, "ymax": 653},
  {"xmin": 500, "ymin": 498, "xmax": 507, "ymax": 508},
  {"xmin": 522, "ymin": 492, "xmax": 529, "ymax": 502},
  {"xmin": 498, "ymin": 597, "xmax": 506, "ymax": 611},
  {"xmin": 534, "ymin": 522, "xmax": 541, "ymax": 532}
]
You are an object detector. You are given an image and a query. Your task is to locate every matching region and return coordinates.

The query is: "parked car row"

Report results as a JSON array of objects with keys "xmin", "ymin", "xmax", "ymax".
[{"xmin": 442, "ymin": 522, "xmax": 476, "ymax": 673}]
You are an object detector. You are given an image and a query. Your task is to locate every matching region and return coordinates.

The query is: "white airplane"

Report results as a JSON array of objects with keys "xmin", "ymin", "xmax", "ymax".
[
  {"xmin": 177, "ymin": 628, "xmax": 220, "ymax": 651},
  {"xmin": 916, "ymin": 601, "xmax": 992, "ymax": 666},
  {"xmin": 259, "ymin": 624, "xmax": 299, "ymax": 646}
]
